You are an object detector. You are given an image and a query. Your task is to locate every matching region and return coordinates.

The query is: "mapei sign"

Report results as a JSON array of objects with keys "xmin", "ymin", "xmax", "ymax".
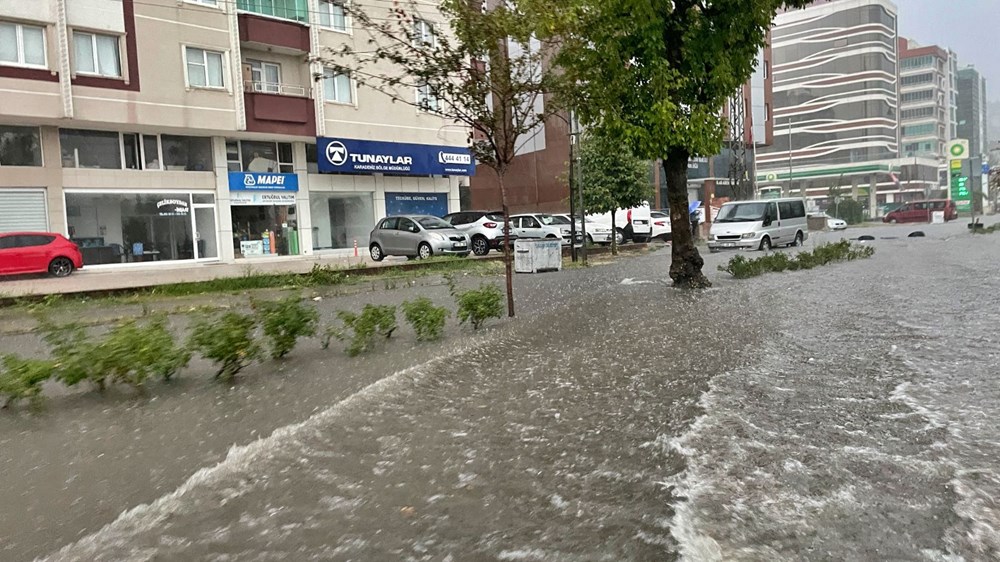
[
  {"xmin": 228, "ymin": 172, "xmax": 299, "ymax": 192},
  {"xmin": 317, "ymin": 137, "xmax": 475, "ymax": 176}
]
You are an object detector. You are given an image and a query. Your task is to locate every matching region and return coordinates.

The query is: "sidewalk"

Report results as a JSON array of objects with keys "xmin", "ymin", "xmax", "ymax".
[{"xmin": 0, "ymin": 252, "xmax": 386, "ymax": 298}]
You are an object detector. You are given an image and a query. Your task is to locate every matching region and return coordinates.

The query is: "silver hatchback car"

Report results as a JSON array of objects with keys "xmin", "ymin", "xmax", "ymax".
[{"xmin": 369, "ymin": 215, "xmax": 471, "ymax": 261}]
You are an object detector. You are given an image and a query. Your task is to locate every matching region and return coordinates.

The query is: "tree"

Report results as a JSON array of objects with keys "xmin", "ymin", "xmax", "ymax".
[
  {"xmin": 578, "ymin": 131, "xmax": 653, "ymax": 255},
  {"xmin": 318, "ymin": 0, "xmax": 566, "ymax": 317},
  {"xmin": 552, "ymin": 0, "xmax": 811, "ymax": 288}
]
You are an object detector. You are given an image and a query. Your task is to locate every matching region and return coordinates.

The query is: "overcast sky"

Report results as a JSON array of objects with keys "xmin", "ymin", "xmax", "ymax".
[{"xmin": 895, "ymin": 0, "xmax": 999, "ymax": 102}]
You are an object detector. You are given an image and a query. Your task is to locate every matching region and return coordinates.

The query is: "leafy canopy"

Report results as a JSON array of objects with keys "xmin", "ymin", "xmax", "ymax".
[{"xmin": 578, "ymin": 131, "xmax": 652, "ymax": 215}]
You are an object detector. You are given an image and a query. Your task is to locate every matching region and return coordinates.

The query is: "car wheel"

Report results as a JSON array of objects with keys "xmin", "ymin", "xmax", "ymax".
[
  {"xmin": 546, "ymin": 234, "xmax": 559, "ymax": 239},
  {"xmin": 759, "ymin": 236, "xmax": 772, "ymax": 251},
  {"xmin": 471, "ymin": 235, "xmax": 490, "ymax": 256},
  {"xmin": 615, "ymin": 229, "xmax": 625, "ymax": 245},
  {"xmin": 889, "ymin": 218, "xmax": 897, "ymax": 224},
  {"xmin": 417, "ymin": 242, "xmax": 433, "ymax": 260},
  {"xmin": 369, "ymin": 243, "xmax": 384, "ymax": 262},
  {"xmin": 791, "ymin": 231, "xmax": 803, "ymax": 247},
  {"xmin": 586, "ymin": 234, "xmax": 594, "ymax": 245},
  {"xmin": 49, "ymin": 257, "xmax": 74, "ymax": 277}
]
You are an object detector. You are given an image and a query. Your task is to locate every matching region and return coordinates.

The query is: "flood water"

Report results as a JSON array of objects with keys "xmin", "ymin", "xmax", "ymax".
[{"xmin": 2, "ymin": 221, "xmax": 998, "ymax": 561}]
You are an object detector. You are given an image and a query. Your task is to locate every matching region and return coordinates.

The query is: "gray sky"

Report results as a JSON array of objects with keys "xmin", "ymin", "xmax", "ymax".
[{"xmin": 895, "ymin": 0, "xmax": 999, "ymax": 102}]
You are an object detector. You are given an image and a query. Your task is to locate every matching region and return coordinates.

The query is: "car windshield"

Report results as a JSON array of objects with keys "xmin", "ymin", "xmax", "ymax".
[
  {"xmin": 549, "ymin": 215, "xmax": 572, "ymax": 225},
  {"xmin": 651, "ymin": 211, "xmax": 668, "ymax": 218},
  {"xmin": 715, "ymin": 203, "xmax": 768, "ymax": 223},
  {"xmin": 537, "ymin": 214, "xmax": 558, "ymax": 226},
  {"xmin": 417, "ymin": 216, "xmax": 453, "ymax": 230}
]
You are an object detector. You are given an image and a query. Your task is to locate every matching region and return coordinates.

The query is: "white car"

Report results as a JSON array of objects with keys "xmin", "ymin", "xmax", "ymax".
[
  {"xmin": 650, "ymin": 211, "xmax": 672, "ymax": 241},
  {"xmin": 811, "ymin": 212, "xmax": 847, "ymax": 231},
  {"xmin": 510, "ymin": 213, "xmax": 583, "ymax": 245},
  {"xmin": 586, "ymin": 203, "xmax": 653, "ymax": 243},
  {"xmin": 553, "ymin": 214, "xmax": 613, "ymax": 244}
]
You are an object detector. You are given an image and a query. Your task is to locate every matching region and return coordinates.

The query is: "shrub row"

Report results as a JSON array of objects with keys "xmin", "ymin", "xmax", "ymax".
[
  {"xmin": 718, "ymin": 240, "xmax": 875, "ymax": 279},
  {"xmin": 0, "ymin": 282, "xmax": 505, "ymax": 409}
]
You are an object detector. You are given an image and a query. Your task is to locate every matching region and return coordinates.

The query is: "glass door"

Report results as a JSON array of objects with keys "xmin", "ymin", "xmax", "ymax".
[{"xmin": 193, "ymin": 206, "xmax": 218, "ymax": 260}]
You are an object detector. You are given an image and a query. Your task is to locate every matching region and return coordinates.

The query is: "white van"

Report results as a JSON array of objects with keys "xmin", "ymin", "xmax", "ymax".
[
  {"xmin": 708, "ymin": 198, "xmax": 808, "ymax": 252},
  {"xmin": 586, "ymin": 203, "xmax": 652, "ymax": 243}
]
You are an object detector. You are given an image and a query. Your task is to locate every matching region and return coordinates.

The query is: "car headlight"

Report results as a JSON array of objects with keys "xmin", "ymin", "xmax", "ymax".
[
  {"xmin": 431, "ymin": 233, "xmax": 447, "ymax": 241},
  {"xmin": 741, "ymin": 232, "xmax": 756, "ymax": 239}
]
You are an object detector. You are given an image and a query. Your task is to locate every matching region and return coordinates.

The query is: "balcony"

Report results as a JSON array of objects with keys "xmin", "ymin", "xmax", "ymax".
[
  {"xmin": 237, "ymin": 10, "xmax": 310, "ymax": 54},
  {"xmin": 243, "ymin": 85, "xmax": 316, "ymax": 137}
]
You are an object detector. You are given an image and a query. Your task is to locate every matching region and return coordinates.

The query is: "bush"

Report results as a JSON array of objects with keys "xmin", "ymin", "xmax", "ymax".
[
  {"xmin": 188, "ymin": 312, "xmax": 261, "ymax": 380},
  {"xmin": 401, "ymin": 297, "xmax": 449, "ymax": 341},
  {"xmin": 0, "ymin": 355, "xmax": 54, "ymax": 409},
  {"xmin": 719, "ymin": 240, "xmax": 874, "ymax": 279},
  {"xmin": 39, "ymin": 320, "xmax": 104, "ymax": 390},
  {"xmin": 326, "ymin": 305, "xmax": 397, "ymax": 356},
  {"xmin": 304, "ymin": 264, "xmax": 347, "ymax": 286},
  {"xmin": 97, "ymin": 316, "xmax": 191, "ymax": 387},
  {"xmin": 452, "ymin": 283, "xmax": 504, "ymax": 330},
  {"xmin": 829, "ymin": 199, "xmax": 866, "ymax": 224},
  {"xmin": 252, "ymin": 296, "xmax": 320, "ymax": 359}
]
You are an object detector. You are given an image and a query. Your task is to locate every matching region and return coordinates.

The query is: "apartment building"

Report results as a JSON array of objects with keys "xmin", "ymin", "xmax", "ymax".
[
  {"xmin": 758, "ymin": 0, "xmax": 941, "ymax": 208},
  {"xmin": 0, "ymin": 0, "xmax": 472, "ymax": 268},
  {"xmin": 897, "ymin": 38, "xmax": 957, "ymax": 163}
]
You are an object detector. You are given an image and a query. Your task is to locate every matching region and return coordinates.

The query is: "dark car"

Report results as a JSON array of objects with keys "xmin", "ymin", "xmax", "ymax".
[{"xmin": 0, "ymin": 232, "xmax": 84, "ymax": 278}]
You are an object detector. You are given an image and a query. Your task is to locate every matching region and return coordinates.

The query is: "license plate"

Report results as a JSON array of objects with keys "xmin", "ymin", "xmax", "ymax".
[
  {"xmin": 453, "ymin": 243, "xmax": 467, "ymax": 249},
  {"xmin": 723, "ymin": 242, "xmax": 735, "ymax": 248}
]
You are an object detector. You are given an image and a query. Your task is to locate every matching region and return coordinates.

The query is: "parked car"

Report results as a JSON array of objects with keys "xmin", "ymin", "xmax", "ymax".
[
  {"xmin": 882, "ymin": 199, "xmax": 958, "ymax": 224},
  {"xmin": 0, "ymin": 232, "xmax": 83, "ymax": 278},
  {"xmin": 708, "ymin": 198, "xmax": 809, "ymax": 252},
  {"xmin": 442, "ymin": 210, "xmax": 517, "ymax": 256},
  {"xmin": 554, "ymin": 214, "xmax": 614, "ymax": 244},
  {"xmin": 809, "ymin": 212, "xmax": 848, "ymax": 230},
  {"xmin": 368, "ymin": 215, "xmax": 470, "ymax": 261},
  {"xmin": 586, "ymin": 204, "xmax": 652, "ymax": 243},
  {"xmin": 510, "ymin": 213, "xmax": 583, "ymax": 245},
  {"xmin": 650, "ymin": 210, "xmax": 672, "ymax": 241}
]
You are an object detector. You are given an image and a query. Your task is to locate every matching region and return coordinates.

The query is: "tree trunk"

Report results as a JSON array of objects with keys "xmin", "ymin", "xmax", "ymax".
[
  {"xmin": 610, "ymin": 211, "xmax": 618, "ymax": 256},
  {"xmin": 665, "ymin": 146, "xmax": 711, "ymax": 288},
  {"xmin": 498, "ymin": 174, "xmax": 515, "ymax": 317}
]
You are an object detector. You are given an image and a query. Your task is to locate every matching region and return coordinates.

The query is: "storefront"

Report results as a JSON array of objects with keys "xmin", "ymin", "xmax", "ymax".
[
  {"xmin": 64, "ymin": 190, "xmax": 218, "ymax": 266},
  {"xmin": 228, "ymin": 171, "xmax": 301, "ymax": 258}
]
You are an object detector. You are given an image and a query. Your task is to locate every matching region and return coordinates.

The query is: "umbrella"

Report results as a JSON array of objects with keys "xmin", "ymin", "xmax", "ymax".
[{"xmin": 688, "ymin": 201, "xmax": 701, "ymax": 214}]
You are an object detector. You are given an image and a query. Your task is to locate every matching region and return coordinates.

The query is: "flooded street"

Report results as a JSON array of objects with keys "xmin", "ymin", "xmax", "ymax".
[{"xmin": 3, "ymin": 221, "xmax": 1000, "ymax": 561}]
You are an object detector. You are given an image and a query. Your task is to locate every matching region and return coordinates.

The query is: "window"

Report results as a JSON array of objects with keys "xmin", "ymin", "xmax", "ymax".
[
  {"xmin": 186, "ymin": 0, "xmax": 218, "ymax": 5},
  {"xmin": 161, "ymin": 135, "xmax": 213, "ymax": 171},
  {"xmin": 60, "ymin": 129, "xmax": 211, "ymax": 170},
  {"xmin": 901, "ymin": 90, "xmax": 934, "ymax": 103},
  {"xmin": 413, "ymin": 19, "xmax": 436, "ymax": 46},
  {"xmin": 0, "ymin": 125, "xmax": 42, "ymax": 166},
  {"xmin": 901, "ymin": 73, "xmax": 933, "ymax": 86},
  {"xmin": 380, "ymin": 217, "xmax": 398, "ymax": 230},
  {"xmin": 398, "ymin": 217, "xmax": 418, "ymax": 232},
  {"xmin": 902, "ymin": 123, "xmax": 935, "ymax": 137},
  {"xmin": 247, "ymin": 59, "xmax": 281, "ymax": 93},
  {"xmin": 73, "ymin": 31, "xmax": 121, "ymax": 77},
  {"xmin": 237, "ymin": 0, "xmax": 308, "ymax": 23},
  {"xmin": 122, "ymin": 133, "xmax": 163, "ymax": 170},
  {"xmin": 323, "ymin": 68, "xmax": 353, "ymax": 104},
  {"xmin": 186, "ymin": 47, "xmax": 225, "ymax": 89},
  {"xmin": 228, "ymin": 140, "xmax": 294, "ymax": 173},
  {"xmin": 318, "ymin": 0, "xmax": 348, "ymax": 32},
  {"xmin": 417, "ymin": 82, "xmax": 439, "ymax": 111},
  {"xmin": 60, "ymin": 129, "xmax": 121, "ymax": 169},
  {"xmin": 0, "ymin": 21, "xmax": 46, "ymax": 68}
]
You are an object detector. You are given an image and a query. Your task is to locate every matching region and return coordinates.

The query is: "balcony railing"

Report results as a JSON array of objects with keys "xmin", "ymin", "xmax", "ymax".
[
  {"xmin": 244, "ymin": 80, "xmax": 307, "ymax": 97},
  {"xmin": 236, "ymin": 0, "xmax": 308, "ymax": 23}
]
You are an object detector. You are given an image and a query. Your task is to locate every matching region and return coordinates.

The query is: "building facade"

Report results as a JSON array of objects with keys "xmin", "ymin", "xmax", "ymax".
[
  {"xmin": 0, "ymin": 0, "xmax": 471, "ymax": 268},
  {"xmin": 956, "ymin": 66, "xmax": 988, "ymax": 206},
  {"xmin": 758, "ymin": 0, "xmax": 938, "ymax": 209},
  {"xmin": 897, "ymin": 38, "xmax": 956, "ymax": 162}
]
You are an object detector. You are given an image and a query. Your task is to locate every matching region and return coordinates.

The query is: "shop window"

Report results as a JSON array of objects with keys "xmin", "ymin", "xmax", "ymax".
[
  {"xmin": 306, "ymin": 143, "xmax": 318, "ymax": 173},
  {"xmin": 161, "ymin": 135, "xmax": 213, "ymax": 171},
  {"xmin": 309, "ymin": 192, "xmax": 374, "ymax": 250},
  {"xmin": 230, "ymin": 140, "xmax": 294, "ymax": 172},
  {"xmin": 0, "ymin": 125, "xmax": 42, "ymax": 167},
  {"xmin": 73, "ymin": 31, "xmax": 121, "ymax": 78},
  {"xmin": 65, "ymin": 192, "xmax": 215, "ymax": 265},
  {"xmin": 232, "ymin": 202, "xmax": 300, "ymax": 257}
]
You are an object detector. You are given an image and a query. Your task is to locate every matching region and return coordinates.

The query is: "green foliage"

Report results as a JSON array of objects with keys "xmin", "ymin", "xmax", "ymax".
[
  {"xmin": 829, "ymin": 198, "xmax": 866, "ymax": 225},
  {"xmin": 327, "ymin": 305, "xmax": 398, "ymax": 356},
  {"xmin": 450, "ymin": 282, "xmax": 504, "ymax": 331},
  {"xmin": 401, "ymin": 297, "xmax": 449, "ymax": 342},
  {"xmin": 252, "ymin": 296, "xmax": 320, "ymax": 359},
  {"xmin": 97, "ymin": 316, "xmax": 191, "ymax": 387},
  {"xmin": 304, "ymin": 264, "xmax": 346, "ymax": 286},
  {"xmin": 0, "ymin": 355, "xmax": 54, "ymax": 409},
  {"xmin": 718, "ymin": 241, "xmax": 875, "ymax": 279},
  {"xmin": 579, "ymin": 130, "xmax": 654, "ymax": 215},
  {"xmin": 39, "ymin": 320, "xmax": 98, "ymax": 389},
  {"xmin": 188, "ymin": 312, "xmax": 261, "ymax": 380}
]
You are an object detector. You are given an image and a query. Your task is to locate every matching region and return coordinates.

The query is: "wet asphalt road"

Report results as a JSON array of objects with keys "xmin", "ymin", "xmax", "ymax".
[{"xmin": 2, "ymin": 219, "xmax": 1000, "ymax": 561}]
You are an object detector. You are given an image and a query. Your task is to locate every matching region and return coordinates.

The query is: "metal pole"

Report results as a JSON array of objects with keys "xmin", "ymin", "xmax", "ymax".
[
  {"xmin": 786, "ymin": 117, "xmax": 793, "ymax": 198},
  {"xmin": 568, "ymin": 118, "xmax": 578, "ymax": 262},
  {"xmin": 969, "ymin": 157, "xmax": 978, "ymax": 227},
  {"xmin": 578, "ymin": 152, "xmax": 587, "ymax": 265}
]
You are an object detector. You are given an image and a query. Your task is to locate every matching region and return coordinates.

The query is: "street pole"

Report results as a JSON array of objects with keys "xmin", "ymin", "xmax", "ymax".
[
  {"xmin": 969, "ymin": 157, "xmax": 978, "ymax": 228},
  {"xmin": 578, "ymin": 150, "xmax": 587, "ymax": 265},
  {"xmin": 786, "ymin": 117, "xmax": 793, "ymax": 198},
  {"xmin": 568, "ymin": 120, "xmax": 578, "ymax": 263}
]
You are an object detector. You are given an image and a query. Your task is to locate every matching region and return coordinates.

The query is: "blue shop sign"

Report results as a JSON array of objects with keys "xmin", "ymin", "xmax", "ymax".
[
  {"xmin": 228, "ymin": 172, "xmax": 299, "ymax": 192},
  {"xmin": 385, "ymin": 192, "xmax": 448, "ymax": 217},
  {"xmin": 317, "ymin": 137, "xmax": 475, "ymax": 176}
]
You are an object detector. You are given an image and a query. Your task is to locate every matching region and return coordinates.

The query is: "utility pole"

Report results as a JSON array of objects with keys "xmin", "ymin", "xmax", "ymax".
[
  {"xmin": 568, "ymin": 111, "xmax": 587, "ymax": 265},
  {"xmin": 568, "ymin": 114, "xmax": 578, "ymax": 263}
]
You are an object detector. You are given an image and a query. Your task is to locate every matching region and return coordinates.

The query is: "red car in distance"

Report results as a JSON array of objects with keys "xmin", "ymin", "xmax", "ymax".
[{"xmin": 0, "ymin": 232, "xmax": 83, "ymax": 278}]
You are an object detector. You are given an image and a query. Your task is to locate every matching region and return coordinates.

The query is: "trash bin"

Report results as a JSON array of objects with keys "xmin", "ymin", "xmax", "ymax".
[{"xmin": 514, "ymin": 239, "xmax": 562, "ymax": 273}]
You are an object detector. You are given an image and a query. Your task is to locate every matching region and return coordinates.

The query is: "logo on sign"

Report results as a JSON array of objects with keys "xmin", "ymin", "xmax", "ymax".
[
  {"xmin": 438, "ymin": 151, "xmax": 472, "ymax": 165},
  {"xmin": 326, "ymin": 141, "xmax": 349, "ymax": 166},
  {"xmin": 244, "ymin": 174, "xmax": 257, "ymax": 187}
]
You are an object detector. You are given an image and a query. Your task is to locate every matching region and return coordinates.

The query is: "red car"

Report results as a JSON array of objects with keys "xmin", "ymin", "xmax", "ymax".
[
  {"xmin": 883, "ymin": 199, "xmax": 958, "ymax": 224},
  {"xmin": 0, "ymin": 232, "xmax": 83, "ymax": 278}
]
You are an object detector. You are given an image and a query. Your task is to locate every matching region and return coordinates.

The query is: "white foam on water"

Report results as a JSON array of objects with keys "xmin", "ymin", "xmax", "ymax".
[{"xmin": 39, "ymin": 333, "xmax": 503, "ymax": 562}]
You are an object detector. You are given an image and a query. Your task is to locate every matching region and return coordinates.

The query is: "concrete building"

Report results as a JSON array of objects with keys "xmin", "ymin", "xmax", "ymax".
[
  {"xmin": 956, "ymin": 66, "xmax": 988, "ymax": 209},
  {"xmin": 897, "ymin": 38, "xmax": 956, "ymax": 162},
  {"xmin": 0, "ymin": 0, "xmax": 471, "ymax": 268},
  {"xmin": 758, "ymin": 0, "xmax": 937, "ymax": 210}
]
